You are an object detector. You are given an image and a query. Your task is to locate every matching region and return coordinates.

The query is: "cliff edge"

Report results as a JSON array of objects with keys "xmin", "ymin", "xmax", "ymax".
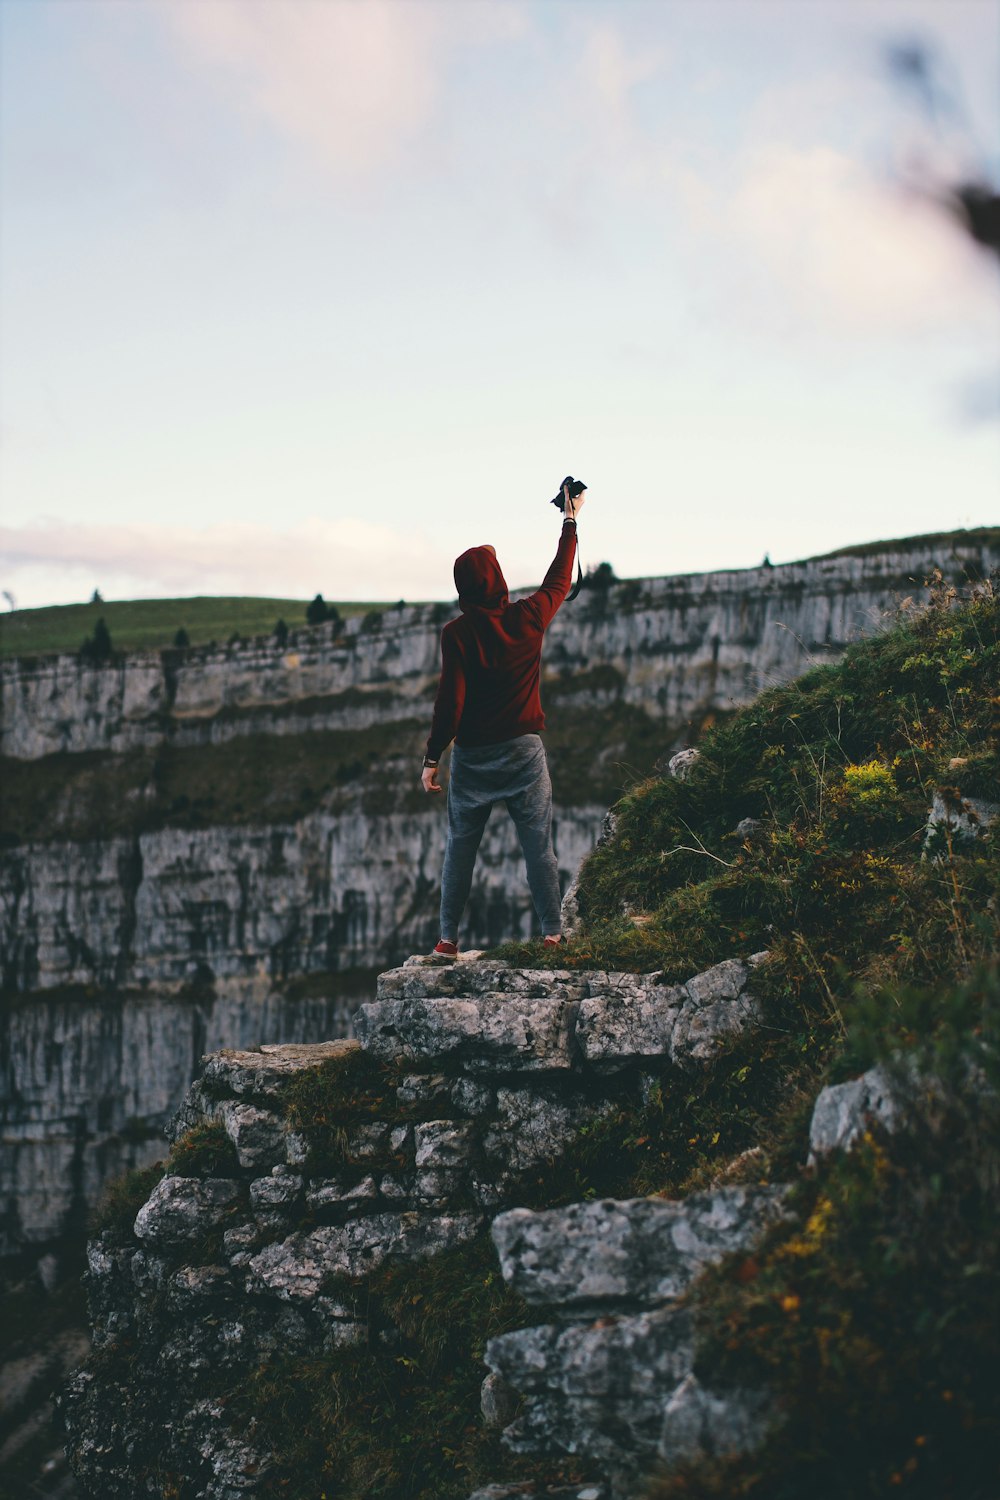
[{"xmin": 57, "ymin": 576, "xmax": 1000, "ymax": 1499}]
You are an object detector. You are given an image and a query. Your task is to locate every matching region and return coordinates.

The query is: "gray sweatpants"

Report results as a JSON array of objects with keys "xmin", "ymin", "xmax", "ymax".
[{"xmin": 440, "ymin": 733, "xmax": 562, "ymax": 943}]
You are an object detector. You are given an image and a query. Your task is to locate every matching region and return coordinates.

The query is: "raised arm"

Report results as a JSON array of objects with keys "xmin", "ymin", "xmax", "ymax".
[{"xmin": 522, "ymin": 517, "xmax": 579, "ymax": 631}]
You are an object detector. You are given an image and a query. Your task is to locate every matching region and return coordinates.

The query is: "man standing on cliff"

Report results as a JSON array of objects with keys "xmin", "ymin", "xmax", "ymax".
[{"xmin": 421, "ymin": 481, "xmax": 586, "ymax": 957}]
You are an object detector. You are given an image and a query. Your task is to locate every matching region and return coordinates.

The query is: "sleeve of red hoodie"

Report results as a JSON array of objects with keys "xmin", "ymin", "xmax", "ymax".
[
  {"xmin": 520, "ymin": 519, "xmax": 578, "ymax": 630},
  {"xmin": 425, "ymin": 625, "xmax": 467, "ymax": 761}
]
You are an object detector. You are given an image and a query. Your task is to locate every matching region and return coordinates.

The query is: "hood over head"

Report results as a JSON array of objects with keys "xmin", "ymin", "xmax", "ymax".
[{"xmin": 454, "ymin": 545, "xmax": 509, "ymax": 611}]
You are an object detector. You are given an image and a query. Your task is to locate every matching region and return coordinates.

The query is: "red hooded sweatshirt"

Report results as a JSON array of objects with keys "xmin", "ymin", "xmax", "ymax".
[{"xmin": 425, "ymin": 520, "xmax": 578, "ymax": 760}]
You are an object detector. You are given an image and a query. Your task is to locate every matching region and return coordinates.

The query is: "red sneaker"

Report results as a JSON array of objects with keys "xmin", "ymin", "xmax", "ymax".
[
  {"xmin": 433, "ymin": 940, "xmax": 459, "ymax": 958},
  {"xmin": 543, "ymin": 934, "xmax": 565, "ymax": 949}
]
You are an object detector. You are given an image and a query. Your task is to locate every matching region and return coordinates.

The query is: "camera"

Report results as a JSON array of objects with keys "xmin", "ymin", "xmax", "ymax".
[{"xmin": 550, "ymin": 475, "xmax": 588, "ymax": 511}]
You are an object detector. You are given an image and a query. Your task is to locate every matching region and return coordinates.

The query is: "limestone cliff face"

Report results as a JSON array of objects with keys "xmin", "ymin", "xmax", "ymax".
[
  {"xmin": 4, "ymin": 537, "xmax": 996, "ymax": 762},
  {"xmin": 1, "ymin": 805, "xmax": 603, "ymax": 994},
  {"xmin": 3, "ymin": 535, "xmax": 995, "ymax": 1002},
  {"xmin": 2, "ymin": 533, "xmax": 995, "ymax": 1262},
  {"xmin": 0, "ymin": 978, "xmax": 365, "ymax": 1256}
]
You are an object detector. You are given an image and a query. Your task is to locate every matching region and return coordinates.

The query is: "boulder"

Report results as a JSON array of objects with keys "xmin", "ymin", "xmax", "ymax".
[
  {"xmin": 487, "ymin": 1305, "xmax": 695, "ymax": 1466},
  {"xmin": 668, "ymin": 749, "xmax": 700, "ymax": 781},
  {"xmin": 200, "ymin": 1040, "xmax": 360, "ymax": 1103},
  {"xmin": 576, "ymin": 957, "xmax": 766, "ymax": 1070},
  {"xmin": 248, "ymin": 1167, "xmax": 303, "ymax": 1210},
  {"xmin": 133, "ymin": 1176, "xmax": 242, "ymax": 1249},
  {"xmin": 246, "ymin": 1211, "xmax": 482, "ymax": 1300},
  {"xmin": 357, "ymin": 994, "xmax": 579, "ymax": 1073},
  {"xmin": 480, "ymin": 1372, "xmax": 519, "ymax": 1429},
  {"xmin": 414, "ymin": 1120, "xmax": 477, "ymax": 1170},
  {"xmin": 808, "ymin": 1064, "xmax": 902, "ymax": 1159},
  {"xmin": 924, "ymin": 788, "xmax": 999, "ymax": 851},
  {"xmin": 492, "ymin": 1187, "xmax": 791, "ymax": 1309},
  {"xmin": 217, "ymin": 1100, "xmax": 287, "ymax": 1171},
  {"xmin": 305, "ymin": 1175, "xmax": 379, "ymax": 1214}
]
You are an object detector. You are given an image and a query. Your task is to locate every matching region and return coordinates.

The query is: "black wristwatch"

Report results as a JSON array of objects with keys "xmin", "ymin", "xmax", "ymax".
[{"xmin": 422, "ymin": 757, "xmax": 439, "ymax": 769}]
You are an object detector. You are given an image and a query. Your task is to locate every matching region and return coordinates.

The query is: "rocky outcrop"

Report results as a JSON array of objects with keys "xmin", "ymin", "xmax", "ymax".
[
  {"xmin": 482, "ymin": 1190, "xmax": 786, "ymax": 1488},
  {"xmin": 61, "ymin": 943, "xmax": 970, "ymax": 1499},
  {"xmin": 59, "ymin": 953, "xmax": 775, "ymax": 1497},
  {"xmin": 485, "ymin": 1278, "xmax": 775, "ymax": 1485},
  {"xmin": 477, "ymin": 1042, "xmax": 995, "ymax": 1495},
  {"xmin": 491, "ymin": 1188, "xmax": 790, "ymax": 1311},
  {"xmin": 359, "ymin": 954, "xmax": 766, "ymax": 1077}
]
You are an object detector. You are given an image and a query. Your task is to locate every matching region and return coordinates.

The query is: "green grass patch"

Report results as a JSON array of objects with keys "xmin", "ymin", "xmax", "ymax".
[
  {"xmin": 501, "ymin": 580, "xmax": 999, "ymax": 988},
  {"xmin": 0, "ymin": 595, "xmax": 394, "ymax": 660}
]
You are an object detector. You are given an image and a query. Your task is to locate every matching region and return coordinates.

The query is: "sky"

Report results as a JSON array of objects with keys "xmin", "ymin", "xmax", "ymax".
[{"xmin": 1, "ymin": 0, "xmax": 998, "ymax": 610}]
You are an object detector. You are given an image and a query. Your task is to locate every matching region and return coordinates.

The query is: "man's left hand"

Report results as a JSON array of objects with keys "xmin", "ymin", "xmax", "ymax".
[{"xmin": 422, "ymin": 765, "xmax": 443, "ymax": 794}]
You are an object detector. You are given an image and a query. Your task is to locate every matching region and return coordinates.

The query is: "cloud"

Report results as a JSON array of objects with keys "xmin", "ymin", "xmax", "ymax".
[
  {"xmin": 507, "ymin": 16, "xmax": 669, "ymax": 248},
  {"xmin": 725, "ymin": 142, "xmax": 992, "ymax": 332},
  {"xmin": 576, "ymin": 21, "xmax": 664, "ymax": 140},
  {"xmin": 519, "ymin": 11, "xmax": 995, "ymax": 338},
  {"xmin": 1, "ymin": 515, "xmax": 457, "ymax": 606},
  {"xmin": 155, "ymin": 0, "xmax": 527, "ymax": 177}
]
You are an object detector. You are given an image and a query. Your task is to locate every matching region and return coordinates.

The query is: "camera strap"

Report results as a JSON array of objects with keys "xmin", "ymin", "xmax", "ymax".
[{"xmin": 566, "ymin": 551, "xmax": 584, "ymax": 602}]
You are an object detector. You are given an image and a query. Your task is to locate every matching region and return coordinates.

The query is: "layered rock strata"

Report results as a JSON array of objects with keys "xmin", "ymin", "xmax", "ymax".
[
  {"xmin": 5, "ymin": 535, "xmax": 997, "ymax": 996},
  {"xmin": 5, "ymin": 537, "xmax": 997, "ymax": 763},
  {"xmin": 60, "ymin": 953, "xmax": 772, "ymax": 1497},
  {"xmin": 0, "ymin": 976, "xmax": 367, "ymax": 1256},
  {"xmin": 485, "ymin": 1189, "xmax": 789, "ymax": 1484},
  {"xmin": 59, "ymin": 1003, "xmax": 980, "ymax": 1500},
  {"xmin": 0, "ymin": 805, "xmax": 603, "ymax": 994}
]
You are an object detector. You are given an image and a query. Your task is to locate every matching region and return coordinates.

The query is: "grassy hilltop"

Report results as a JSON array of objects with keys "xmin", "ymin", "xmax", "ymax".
[
  {"xmin": 0, "ymin": 594, "xmax": 389, "ymax": 659},
  {"xmin": 82, "ymin": 576, "xmax": 999, "ymax": 1500}
]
